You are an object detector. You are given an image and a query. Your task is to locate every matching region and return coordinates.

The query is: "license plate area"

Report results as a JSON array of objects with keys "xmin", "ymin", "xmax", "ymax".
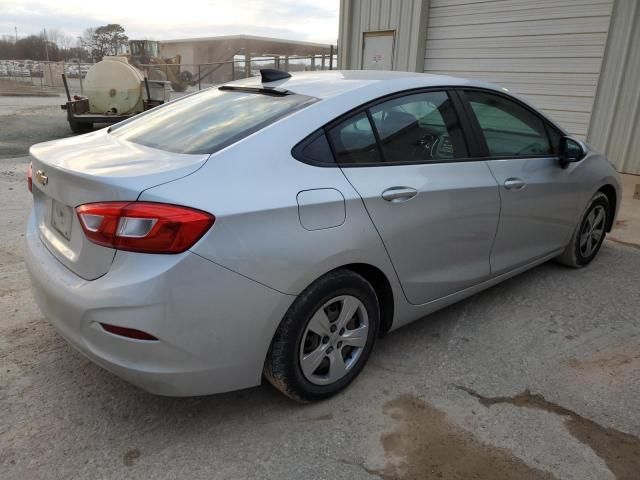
[{"xmin": 51, "ymin": 200, "xmax": 73, "ymax": 241}]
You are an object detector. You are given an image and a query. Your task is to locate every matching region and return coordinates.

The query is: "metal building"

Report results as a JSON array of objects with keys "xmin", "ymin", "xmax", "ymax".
[
  {"xmin": 161, "ymin": 34, "xmax": 334, "ymax": 84},
  {"xmin": 338, "ymin": 0, "xmax": 640, "ymax": 174}
]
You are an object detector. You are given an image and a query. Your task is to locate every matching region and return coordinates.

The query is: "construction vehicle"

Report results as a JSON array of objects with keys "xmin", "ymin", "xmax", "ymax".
[{"xmin": 127, "ymin": 40, "xmax": 194, "ymax": 92}]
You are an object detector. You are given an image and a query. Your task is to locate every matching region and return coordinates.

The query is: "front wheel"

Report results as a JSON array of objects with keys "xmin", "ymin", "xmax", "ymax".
[
  {"xmin": 557, "ymin": 192, "xmax": 610, "ymax": 267},
  {"xmin": 264, "ymin": 269, "xmax": 379, "ymax": 402}
]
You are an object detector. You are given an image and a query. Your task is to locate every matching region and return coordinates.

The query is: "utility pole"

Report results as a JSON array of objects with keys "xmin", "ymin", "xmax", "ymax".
[
  {"xmin": 43, "ymin": 28, "xmax": 49, "ymax": 61},
  {"xmin": 14, "ymin": 26, "xmax": 18, "ymax": 43}
]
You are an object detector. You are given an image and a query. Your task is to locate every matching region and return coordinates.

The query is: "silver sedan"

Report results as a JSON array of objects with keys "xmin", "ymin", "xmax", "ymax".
[{"xmin": 25, "ymin": 70, "xmax": 620, "ymax": 401}]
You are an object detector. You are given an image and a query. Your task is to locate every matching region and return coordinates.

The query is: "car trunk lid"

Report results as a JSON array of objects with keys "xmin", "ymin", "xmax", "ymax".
[{"xmin": 29, "ymin": 129, "xmax": 209, "ymax": 280}]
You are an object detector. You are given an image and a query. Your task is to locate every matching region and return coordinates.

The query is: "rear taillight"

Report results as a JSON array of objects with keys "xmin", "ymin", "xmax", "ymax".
[
  {"xmin": 76, "ymin": 202, "xmax": 214, "ymax": 254},
  {"xmin": 27, "ymin": 162, "xmax": 32, "ymax": 192}
]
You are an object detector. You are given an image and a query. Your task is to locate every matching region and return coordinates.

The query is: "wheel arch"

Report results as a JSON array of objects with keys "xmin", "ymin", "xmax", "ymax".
[
  {"xmin": 338, "ymin": 263, "xmax": 395, "ymax": 336},
  {"xmin": 598, "ymin": 184, "xmax": 617, "ymax": 232}
]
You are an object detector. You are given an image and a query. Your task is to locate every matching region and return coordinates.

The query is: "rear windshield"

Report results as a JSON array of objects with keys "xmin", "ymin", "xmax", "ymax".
[{"xmin": 109, "ymin": 88, "xmax": 316, "ymax": 154}]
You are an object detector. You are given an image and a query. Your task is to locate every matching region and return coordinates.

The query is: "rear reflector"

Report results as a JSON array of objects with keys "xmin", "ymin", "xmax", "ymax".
[
  {"xmin": 100, "ymin": 323, "xmax": 158, "ymax": 341},
  {"xmin": 76, "ymin": 202, "xmax": 214, "ymax": 254},
  {"xmin": 27, "ymin": 162, "xmax": 33, "ymax": 192}
]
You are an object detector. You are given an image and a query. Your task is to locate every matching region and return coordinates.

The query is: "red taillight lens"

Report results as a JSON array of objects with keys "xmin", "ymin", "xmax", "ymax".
[
  {"xmin": 100, "ymin": 323, "xmax": 158, "ymax": 341},
  {"xmin": 76, "ymin": 202, "xmax": 214, "ymax": 254},
  {"xmin": 27, "ymin": 162, "xmax": 33, "ymax": 192}
]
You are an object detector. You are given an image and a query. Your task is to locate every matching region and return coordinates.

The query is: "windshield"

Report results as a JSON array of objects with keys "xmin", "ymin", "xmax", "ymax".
[{"xmin": 110, "ymin": 88, "xmax": 316, "ymax": 154}]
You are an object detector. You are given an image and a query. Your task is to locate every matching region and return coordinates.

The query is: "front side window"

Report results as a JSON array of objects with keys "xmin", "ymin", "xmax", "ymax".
[
  {"xmin": 546, "ymin": 124, "xmax": 563, "ymax": 154},
  {"xmin": 369, "ymin": 91, "xmax": 468, "ymax": 162},
  {"xmin": 110, "ymin": 88, "xmax": 316, "ymax": 155},
  {"xmin": 465, "ymin": 90, "xmax": 551, "ymax": 157},
  {"xmin": 327, "ymin": 112, "xmax": 382, "ymax": 164}
]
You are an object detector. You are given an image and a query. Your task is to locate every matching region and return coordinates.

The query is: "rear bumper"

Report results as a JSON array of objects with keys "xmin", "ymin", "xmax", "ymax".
[{"xmin": 24, "ymin": 212, "xmax": 294, "ymax": 396}]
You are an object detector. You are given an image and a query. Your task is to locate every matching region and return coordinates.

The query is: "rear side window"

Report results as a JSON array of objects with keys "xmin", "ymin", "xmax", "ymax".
[
  {"xmin": 327, "ymin": 112, "xmax": 382, "ymax": 164},
  {"xmin": 465, "ymin": 90, "xmax": 551, "ymax": 157},
  {"xmin": 292, "ymin": 131, "xmax": 335, "ymax": 164},
  {"xmin": 369, "ymin": 91, "xmax": 468, "ymax": 162},
  {"xmin": 110, "ymin": 88, "xmax": 316, "ymax": 155}
]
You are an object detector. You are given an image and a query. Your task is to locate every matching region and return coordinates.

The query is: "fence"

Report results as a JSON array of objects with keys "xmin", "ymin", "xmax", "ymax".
[{"xmin": 0, "ymin": 55, "xmax": 338, "ymax": 97}]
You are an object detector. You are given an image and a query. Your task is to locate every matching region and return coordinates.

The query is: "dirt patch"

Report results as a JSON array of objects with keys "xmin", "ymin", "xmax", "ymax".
[
  {"xmin": 614, "ymin": 219, "xmax": 628, "ymax": 230},
  {"xmin": 0, "ymin": 79, "xmax": 61, "ymax": 97},
  {"xmin": 123, "ymin": 448, "xmax": 141, "ymax": 467},
  {"xmin": 374, "ymin": 394, "xmax": 556, "ymax": 480},
  {"xmin": 607, "ymin": 237, "xmax": 640, "ymax": 250},
  {"xmin": 567, "ymin": 346, "xmax": 640, "ymax": 385},
  {"xmin": 301, "ymin": 413, "xmax": 334, "ymax": 422},
  {"xmin": 458, "ymin": 387, "xmax": 640, "ymax": 480}
]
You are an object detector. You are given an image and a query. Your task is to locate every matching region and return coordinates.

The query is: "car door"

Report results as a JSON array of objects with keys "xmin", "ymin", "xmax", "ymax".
[
  {"xmin": 327, "ymin": 90, "xmax": 500, "ymax": 305},
  {"xmin": 460, "ymin": 89, "xmax": 579, "ymax": 274}
]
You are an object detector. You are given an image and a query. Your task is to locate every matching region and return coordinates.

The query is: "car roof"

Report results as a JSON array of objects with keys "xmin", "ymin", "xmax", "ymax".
[
  {"xmin": 222, "ymin": 70, "xmax": 566, "ymax": 135},
  {"xmin": 224, "ymin": 70, "xmax": 509, "ymax": 100}
]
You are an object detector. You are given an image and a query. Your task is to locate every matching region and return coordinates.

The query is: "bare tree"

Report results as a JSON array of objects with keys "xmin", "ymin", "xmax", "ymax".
[{"xmin": 58, "ymin": 34, "xmax": 74, "ymax": 61}]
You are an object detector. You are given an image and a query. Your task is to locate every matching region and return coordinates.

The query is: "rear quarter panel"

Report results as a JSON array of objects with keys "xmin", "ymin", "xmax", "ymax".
[{"xmin": 138, "ymin": 110, "xmax": 405, "ymax": 305}]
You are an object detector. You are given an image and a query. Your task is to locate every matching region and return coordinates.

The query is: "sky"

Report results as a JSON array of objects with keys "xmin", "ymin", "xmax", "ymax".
[{"xmin": 0, "ymin": 0, "xmax": 340, "ymax": 45}]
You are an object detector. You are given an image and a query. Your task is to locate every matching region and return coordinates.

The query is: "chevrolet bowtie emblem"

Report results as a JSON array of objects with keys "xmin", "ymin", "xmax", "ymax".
[{"xmin": 35, "ymin": 170, "xmax": 48, "ymax": 186}]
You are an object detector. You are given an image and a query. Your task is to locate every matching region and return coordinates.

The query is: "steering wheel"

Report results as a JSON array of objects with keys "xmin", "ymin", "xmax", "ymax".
[{"xmin": 412, "ymin": 133, "xmax": 439, "ymax": 160}]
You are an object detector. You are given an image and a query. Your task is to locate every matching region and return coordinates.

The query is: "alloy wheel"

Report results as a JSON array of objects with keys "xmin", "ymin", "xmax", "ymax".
[
  {"xmin": 579, "ymin": 205, "xmax": 606, "ymax": 257},
  {"xmin": 299, "ymin": 295, "xmax": 369, "ymax": 386}
]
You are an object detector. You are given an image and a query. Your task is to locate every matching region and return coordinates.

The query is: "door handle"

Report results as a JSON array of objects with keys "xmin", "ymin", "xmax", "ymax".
[
  {"xmin": 504, "ymin": 178, "xmax": 526, "ymax": 191},
  {"xmin": 381, "ymin": 187, "xmax": 418, "ymax": 203}
]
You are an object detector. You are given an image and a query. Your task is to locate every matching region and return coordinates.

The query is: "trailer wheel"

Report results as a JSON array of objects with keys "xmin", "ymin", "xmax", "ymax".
[
  {"xmin": 69, "ymin": 120, "xmax": 92, "ymax": 134},
  {"xmin": 170, "ymin": 82, "xmax": 187, "ymax": 92}
]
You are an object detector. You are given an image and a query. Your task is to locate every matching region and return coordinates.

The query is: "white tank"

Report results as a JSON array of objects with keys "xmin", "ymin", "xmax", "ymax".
[{"xmin": 84, "ymin": 57, "xmax": 145, "ymax": 115}]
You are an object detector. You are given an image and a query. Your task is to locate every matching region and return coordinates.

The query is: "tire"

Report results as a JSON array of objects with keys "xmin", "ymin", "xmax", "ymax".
[
  {"xmin": 170, "ymin": 81, "xmax": 188, "ymax": 92},
  {"xmin": 264, "ymin": 269, "xmax": 380, "ymax": 402},
  {"xmin": 556, "ymin": 192, "xmax": 610, "ymax": 268},
  {"xmin": 179, "ymin": 70, "xmax": 194, "ymax": 84}
]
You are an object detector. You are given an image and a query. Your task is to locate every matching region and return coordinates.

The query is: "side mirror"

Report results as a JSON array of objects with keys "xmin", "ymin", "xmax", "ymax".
[{"xmin": 559, "ymin": 136, "xmax": 586, "ymax": 168}]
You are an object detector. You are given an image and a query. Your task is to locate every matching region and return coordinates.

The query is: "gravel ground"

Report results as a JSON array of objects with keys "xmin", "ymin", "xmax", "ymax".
[
  {"xmin": 0, "ymin": 94, "xmax": 73, "ymax": 158},
  {"xmin": 1, "ymin": 100, "xmax": 639, "ymax": 480}
]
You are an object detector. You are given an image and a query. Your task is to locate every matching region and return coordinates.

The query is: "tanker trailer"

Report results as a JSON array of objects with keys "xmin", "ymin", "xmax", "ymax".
[{"xmin": 61, "ymin": 56, "xmax": 169, "ymax": 133}]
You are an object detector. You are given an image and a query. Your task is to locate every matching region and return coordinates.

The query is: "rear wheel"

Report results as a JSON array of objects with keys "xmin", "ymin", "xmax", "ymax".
[
  {"xmin": 557, "ymin": 192, "xmax": 610, "ymax": 267},
  {"xmin": 264, "ymin": 269, "xmax": 379, "ymax": 402}
]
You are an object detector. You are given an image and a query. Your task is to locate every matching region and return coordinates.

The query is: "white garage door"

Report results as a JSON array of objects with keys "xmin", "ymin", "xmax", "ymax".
[{"xmin": 423, "ymin": 0, "xmax": 614, "ymax": 139}]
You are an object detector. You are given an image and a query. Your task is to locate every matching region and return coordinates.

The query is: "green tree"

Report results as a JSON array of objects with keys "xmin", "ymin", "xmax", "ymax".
[{"xmin": 82, "ymin": 24, "xmax": 128, "ymax": 61}]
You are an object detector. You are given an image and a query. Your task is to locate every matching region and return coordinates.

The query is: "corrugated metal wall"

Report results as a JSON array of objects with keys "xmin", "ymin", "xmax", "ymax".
[
  {"xmin": 338, "ymin": 0, "xmax": 427, "ymax": 72},
  {"xmin": 588, "ymin": 0, "xmax": 640, "ymax": 174},
  {"xmin": 422, "ymin": 0, "xmax": 614, "ymax": 139}
]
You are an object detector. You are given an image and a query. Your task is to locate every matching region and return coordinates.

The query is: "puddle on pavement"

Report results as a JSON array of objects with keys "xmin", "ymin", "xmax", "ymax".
[
  {"xmin": 459, "ymin": 387, "xmax": 640, "ymax": 480},
  {"xmin": 374, "ymin": 394, "xmax": 556, "ymax": 480}
]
